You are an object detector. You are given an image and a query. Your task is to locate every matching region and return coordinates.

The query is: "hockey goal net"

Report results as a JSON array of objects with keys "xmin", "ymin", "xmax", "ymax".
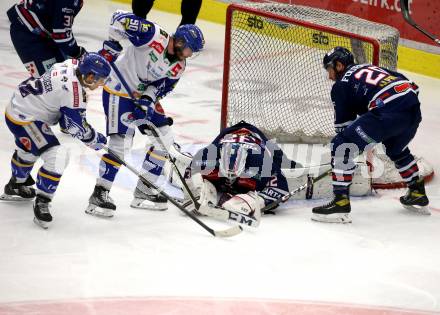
[{"xmin": 221, "ymin": 3, "xmax": 434, "ymax": 189}]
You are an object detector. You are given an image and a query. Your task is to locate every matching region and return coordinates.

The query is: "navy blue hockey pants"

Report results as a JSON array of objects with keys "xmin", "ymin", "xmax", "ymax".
[
  {"xmin": 9, "ymin": 17, "xmax": 65, "ymax": 77},
  {"xmin": 331, "ymin": 94, "xmax": 422, "ymax": 193}
]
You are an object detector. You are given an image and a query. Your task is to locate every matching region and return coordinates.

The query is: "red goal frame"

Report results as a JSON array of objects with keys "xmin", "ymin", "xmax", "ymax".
[
  {"xmin": 220, "ymin": 4, "xmax": 380, "ymax": 131},
  {"xmin": 219, "ymin": 4, "xmax": 434, "ymax": 189}
]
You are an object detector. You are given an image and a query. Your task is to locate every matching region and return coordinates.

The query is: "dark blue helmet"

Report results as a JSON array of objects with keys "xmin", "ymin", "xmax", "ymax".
[
  {"xmin": 174, "ymin": 24, "xmax": 205, "ymax": 53},
  {"xmin": 323, "ymin": 46, "xmax": 354, "ymax": 69},
  {"xmin": 78, "ymin": 53, "xmax": 111, "ymax": 79}
]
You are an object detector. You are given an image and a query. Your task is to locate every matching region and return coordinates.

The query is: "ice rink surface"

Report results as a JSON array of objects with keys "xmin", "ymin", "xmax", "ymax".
[{"xmin": 0, "ymin": 1, "xmax": 440, "ymax": 314}]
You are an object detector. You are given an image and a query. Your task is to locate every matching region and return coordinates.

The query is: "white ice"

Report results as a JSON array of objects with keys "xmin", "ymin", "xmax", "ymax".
[{"xmin": 0, "ymin": 0, "xmax": 440, "ymax": 313}]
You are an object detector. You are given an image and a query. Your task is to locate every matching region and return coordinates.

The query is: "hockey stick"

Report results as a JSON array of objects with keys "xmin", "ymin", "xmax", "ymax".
[
  {"xmin": 400, "ymin": 0, "xmax": 440, "ymax": 45},
  {"xmin": 260, "ymin": 168, "xmax": 331, "ymax": 213},
  {"xmin": 108, "ymin": 62, "xmax": 242, "ymax": 237},
  {"xmin": 103, "ymin": 146, "xmax": 242, "ymax": 237}
]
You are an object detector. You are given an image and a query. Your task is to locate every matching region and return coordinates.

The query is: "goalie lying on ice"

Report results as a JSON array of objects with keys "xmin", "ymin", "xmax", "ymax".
[
  {"xmin": 183, "ymin": 121, "xmax": 295, "ymax": 227},
  {"xmin": 179, "ymin": 121, "xmax": 371, "ymax": 227}
]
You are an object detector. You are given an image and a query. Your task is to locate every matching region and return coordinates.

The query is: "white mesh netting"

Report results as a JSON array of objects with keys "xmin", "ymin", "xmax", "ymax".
[{"xmin": 222, "ymin": 3, "xmax": 433, "ymax": 187}]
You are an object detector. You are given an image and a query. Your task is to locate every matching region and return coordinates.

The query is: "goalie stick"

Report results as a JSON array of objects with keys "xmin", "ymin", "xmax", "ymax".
[
  {"xmin": 103, "ymin": 146, "xmax": 242, "ymax": 237},
  {"xmin": 108, "ymin": 62, "xmax": 242, "ymax": 237},
  {"xmin": 142, "ymin": 121, "xmax": 269, "ymax": 228},
  {"xmin": 260, "ymin": 168, "xmax": 331, "ymax": 213},
  {"xmin": 400, "ymin": 0, "xmax": 440, "ymax": 46}
]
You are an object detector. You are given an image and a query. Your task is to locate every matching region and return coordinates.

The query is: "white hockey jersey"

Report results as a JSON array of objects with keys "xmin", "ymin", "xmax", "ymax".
[
  {"xmin": 103, "ymin": 11, "xmax": 185, "ymax": 101},
  {"xmin": 6, "ymin": 59, "xmax": 87, "ymax": 126}
]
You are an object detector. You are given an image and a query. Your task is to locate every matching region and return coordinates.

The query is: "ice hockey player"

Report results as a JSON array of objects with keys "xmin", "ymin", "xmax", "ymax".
[
  {"xmin": 85, "ymin": 11, "xmax": 205, "ymax": 217},
  {"xmin": 132, "ymin": 0, "xmax": 202, "ymax": 26},
  {"xmin": 7, "ymin": 0, "xmax": 87, "ymax": 78},
  {"xmin": 183, "ymin": 121, "xmax": 296, "ymax": 227},
  {"xmin": 312, "ymin": 46, "xmax": 429, "ymax": 223},
  {"xmin": 1, "ymin": 53, "xmax": 110, "ymax": 229}
]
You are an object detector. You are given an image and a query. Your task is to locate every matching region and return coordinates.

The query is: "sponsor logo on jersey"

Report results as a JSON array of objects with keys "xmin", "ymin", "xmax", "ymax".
[
  {"xmin": 312, "ymin": 32, "xmax": 329, "ymax": 45},
  {"xmin": 62, "ymin": 84, "xmax": 69, "ymax": 92},
  {"xmin": 136, "ymin": 83, "xmax": 146, "ymax": 92},
  {"xmin": 42, "ymin": 58, "xmax": 57, "ymax": 73},
  {"xmin": 62, "ymin": 76, "xmax": 68, "ymax": 82},
  {"xmin": 19, "ymin": 137, "xmax": 32, "ymax": 151},
  {"xmin": 62, "ymin": 8, "xmax": 74, "ymax": 14},
  {"xmin": 148, "ymin": 41, "xmax": 164, "ymax": 54},
  {"xmin": 120, "ymin": 112, "xmax": 135, "ymax": 127},
  {"xmin": 24, "ymin": 61, "xmax": 39, "ymax": 78},
  {"xmin": 149, "ymin": 51, "xmax": 158, "ymax": 63},
  {"xmin": 159, "ymin": 29, "xmax": 168, "ymax": 38},
  {"xmin": 168, "ymin": 63, "xmax": 183, "ymax": 77},
  {"xmin": 41, "ymin": 123, "xmax": 54, "ymax": 136},
  {"xmin": 355, "ymin": 126, "xmax": 375, "ymax": 144},
  {"xmin": 247, "ymin": 15, "xmax": 264, "ymax": 29},
  {"xmin": 42, "ymin": 74, "xmax": 53, "ymax": 92},
  {"xmin": 72, "ymin": 81, "xmax": 79, "ymax": 107}
]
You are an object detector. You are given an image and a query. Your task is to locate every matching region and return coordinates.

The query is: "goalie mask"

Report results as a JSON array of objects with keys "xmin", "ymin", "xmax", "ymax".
[{"xmin": 219, "ymin": 137, "xmax": 260, "ymax": 181}]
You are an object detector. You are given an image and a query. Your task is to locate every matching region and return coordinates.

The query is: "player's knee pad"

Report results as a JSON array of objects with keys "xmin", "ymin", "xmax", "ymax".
[
  {"xmin": 149, "ymin": 125, "xmax": 174, "ymax": 150},
  {"xmin": 108, "ymin": 134, "xmax": 132, "ymax": 157},
  {"xmin": 15, "ymin": 148, "xmax": 38, "ymax": 164},
  {"xmin": 40, "ymin": 145, "xmax": 70, "ymax": 175},
  {"xmin": 199, "ymin": 179, "xmax": 218, "ymax": 207}
]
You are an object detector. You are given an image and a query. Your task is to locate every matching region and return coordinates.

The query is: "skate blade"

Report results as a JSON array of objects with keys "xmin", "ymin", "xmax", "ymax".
[
  {"xmin": 0, "ymin": 194, "xmax": 34, "ymax": 202},
  {"xmin": 33, "ymin": 217, "xmax": 50, "ymax": 229},
  {"xmin": 130, "ymin": 198, "xmax": 167, "ymax": 211},
  {"xmin": 402, "ymin": 204, "xmax": 431, "ymax": 215},
  {"xmin": 311, "ymin": 213, "xmax": 352, "ymax": 223},
  {"xmin": 85, "ymin": 204, "xmax": 114, "ymax": 218}
]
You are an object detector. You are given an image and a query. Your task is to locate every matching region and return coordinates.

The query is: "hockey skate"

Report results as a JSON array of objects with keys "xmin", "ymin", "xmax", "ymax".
[
  {"xmin": 312, "ymin": 193, "xmax": 352, "ymax": 223},
  {"xmin": 33, "ymin": 195, "xmax": 52, "ymax": 229},
  {"xmin": 131, "ymin": 186, "xmax": 168, "ymax": 210},
  {"xmin": 400, "ymin": 179, "xmax": 430, "ymax": 215},
  {"xmin": 0, "ymin": 176, "xmax": 36, "ymax": 201},
  {"xmin": 85, "ymin": 185, "xmax": 116, "ymax": 218}
]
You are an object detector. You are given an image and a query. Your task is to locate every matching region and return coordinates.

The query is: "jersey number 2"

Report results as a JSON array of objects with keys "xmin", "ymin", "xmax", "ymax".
[
  {"xmin": 354, "ymin": 67, "xmax": 387, "ymax": 86},
  {"xmin": 18, "ymin": 77, "xmax": 44, "ymax": 98}
]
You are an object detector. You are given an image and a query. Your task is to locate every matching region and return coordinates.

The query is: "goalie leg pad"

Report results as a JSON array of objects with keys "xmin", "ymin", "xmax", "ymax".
[
  {"xmin": 198, "ymin": 179, "xmax": 218, "ymax": 211},
  {"xmin": 221, "ymin": 191, "xmax": 264, "ymax": 222}
]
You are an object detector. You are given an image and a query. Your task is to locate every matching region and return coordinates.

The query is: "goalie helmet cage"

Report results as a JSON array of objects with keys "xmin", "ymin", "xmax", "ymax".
[{"xmin": 221, "ymin": 2, "xmax": 434, "ymax": 189}]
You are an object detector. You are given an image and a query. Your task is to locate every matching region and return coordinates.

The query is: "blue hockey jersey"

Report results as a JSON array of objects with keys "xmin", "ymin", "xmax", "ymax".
[
  {"xmin": 7, "ymin": 0, "xmax": 83, "ymax": 58},
  {"xmin": 332, "ymin": 64, "xmax": 420, "ymax": 133}
]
